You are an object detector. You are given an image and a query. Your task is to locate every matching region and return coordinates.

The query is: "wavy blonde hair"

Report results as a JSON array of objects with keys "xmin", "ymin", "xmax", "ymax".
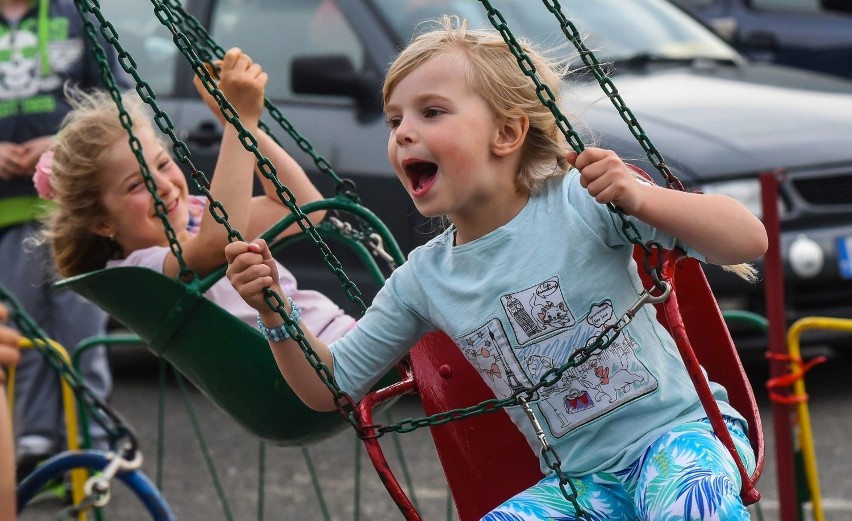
[
  {"xmin": 382, "ymin": 16, "xmax": 757, "ymax": 282},
  {"xmin": 383, "ymin": 15, "xmax": 571, "ymax": 195},
  {"xmin": 41, "ymin": 87, "xmax": 153, "ymax": 278}
]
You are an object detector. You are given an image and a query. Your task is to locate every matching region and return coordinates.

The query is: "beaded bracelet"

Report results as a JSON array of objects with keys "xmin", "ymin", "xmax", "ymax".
[{"xmin": 256, "ymin": 297, "xmax": 302, "ymax": 342}]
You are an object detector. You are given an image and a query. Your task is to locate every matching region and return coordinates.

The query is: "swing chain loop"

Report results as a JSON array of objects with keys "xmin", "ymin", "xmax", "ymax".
[
  {"xmin": 368, "ymin": 233, "xmax": 398, "ymax": 270},
  {"xmin": 328, "ymin": 216, "xmax": 399, "ymax": 271},
  {"xmin": 518, "ymin": 396, "xmax": 591, "ymax": 520},
  {"xmin": 617, "ymin": 282, "xmax": 673, "ymax": 333},
  {"xmin": 328, "ymin": 216, "xmax": 354, "ymax": 237},
  {"xmin": 83, "ymin": 444, "xmax": 144, "ymax": 508},
  {"xmin": 2, "ymin": 285, "xmax": 140, "ymax": 451}
]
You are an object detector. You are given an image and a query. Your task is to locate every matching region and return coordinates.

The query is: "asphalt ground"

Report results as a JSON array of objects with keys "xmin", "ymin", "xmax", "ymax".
[{"xmin": 17, "ymin": 345, "xmax": 852, "ymax": 521}]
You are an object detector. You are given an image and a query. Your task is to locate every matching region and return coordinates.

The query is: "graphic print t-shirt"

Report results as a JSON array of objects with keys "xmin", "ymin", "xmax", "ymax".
[{"xmin": 329, "ymin": 171, "xmax": 742, "ymax": 475}]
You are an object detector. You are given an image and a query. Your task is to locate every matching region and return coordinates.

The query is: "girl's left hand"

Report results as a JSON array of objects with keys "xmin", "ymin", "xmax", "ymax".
[{"xmin": 567, "ymin": 147, "xmax": 645, "ymax": 215}]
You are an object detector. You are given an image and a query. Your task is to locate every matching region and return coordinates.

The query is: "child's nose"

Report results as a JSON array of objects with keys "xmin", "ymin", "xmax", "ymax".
[
  {"xmin": 395, "ymin": 119, "xmax": 416, "ymax": 145},
  {"xmin": 151, "ymin": 171, "xmax": 172, "ymax": 195}
]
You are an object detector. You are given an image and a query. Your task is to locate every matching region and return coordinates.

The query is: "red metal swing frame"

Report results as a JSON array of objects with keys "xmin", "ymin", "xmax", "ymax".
[{"xmin": 357, "ymin": 248, "xmax": 765, "ymax": 521}]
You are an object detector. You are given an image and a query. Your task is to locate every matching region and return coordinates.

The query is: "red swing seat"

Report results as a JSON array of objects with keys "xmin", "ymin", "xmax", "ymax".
[{"xmin": 357, "ymin": 248, "xmax": 764, "ymax": 521}]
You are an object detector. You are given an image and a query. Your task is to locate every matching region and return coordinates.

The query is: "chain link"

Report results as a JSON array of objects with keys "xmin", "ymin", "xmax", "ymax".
[{"xmin": 0, "ymin": 285, "xmax": 139, "ymax": 456}]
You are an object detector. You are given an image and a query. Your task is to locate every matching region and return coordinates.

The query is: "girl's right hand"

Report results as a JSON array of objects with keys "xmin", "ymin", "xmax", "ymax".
[{"xmin": 225, "ymin": 239, "xmax": 282, "ymax": 312}]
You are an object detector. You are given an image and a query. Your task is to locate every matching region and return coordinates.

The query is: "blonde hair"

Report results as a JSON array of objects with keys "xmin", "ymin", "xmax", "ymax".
[
  {"xmin": 383, "ymin": 16, "xmax": 571, "ymax": 195},
  {"xmin": 42, "ymin": 87, "xmax": 153, "ymax": 277},
  {"xmin": 383, "ymin": 17, "xmax": 757, "ymax": 282}
]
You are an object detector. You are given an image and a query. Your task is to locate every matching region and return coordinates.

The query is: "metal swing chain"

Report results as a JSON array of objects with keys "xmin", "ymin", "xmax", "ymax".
[
  {"xmin": 160, "ymin": 0, "xmax": 359, "ymax": 201},
  {"xmin": 519, "ymin": 396, "xmax": 590, "ymax": 521},
  {"xmin": 149, "ymin": 0, "xmax": 372, "ymax": 317},
  {"xmin": 148, "ymin": 0, "xmax": 369, "ymax": 428},
  {"xmin": 476, "ymin": 0, "xmax": 670, "ymax": 295},
  {"xmin": 0, "ymin": 285, "xmax": 140, "ymax": 458},
  {"xmin": 541, "ymin": 0, "xmax": 685, "ymax": 193},
  {"xmin": 74, "ymin": 0, "xmax": 198, "ymax": 282},
  {"xmin": 74, "ymin": 0, "xmax": 374, "ymax": 433}
]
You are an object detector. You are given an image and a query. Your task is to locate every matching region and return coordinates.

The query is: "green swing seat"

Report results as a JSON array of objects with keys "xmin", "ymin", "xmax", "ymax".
[{"xmin": 56, "ymin": 199, "xmax": 404, "ymax": 446}]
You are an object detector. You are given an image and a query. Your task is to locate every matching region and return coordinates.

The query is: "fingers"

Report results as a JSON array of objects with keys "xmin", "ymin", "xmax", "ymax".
[
  {"xmin": 225, "ymin": 239, "xmax": 277, "ymax": 300},
  {"xmin": 0, "ymin": 305, "xmax": 22, "ymax": 378},
  {"xmin": 568, "ymin": 147, "xmax": 643, "ymax": 211}
]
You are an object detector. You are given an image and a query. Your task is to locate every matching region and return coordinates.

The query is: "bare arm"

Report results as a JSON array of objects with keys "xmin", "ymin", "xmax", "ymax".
[
  {"xmin": 0, "ymin": 304, "xmax": 22, "ymax": 518},
  {"xmin": 245, "ymin": 129, "xmax": 326, "ymax": 241},
  {"xmin": 225, "ymin": 239, "xmax": 338, "ymax": 411},
  {"xmin": 568, "ymin": 148, "xmax": 768, "ymax": 265},
  {"xmin": 192, "ymin": 59, "xmax": 326, "ymax": 241},
  {"xmin": 164, "ymin": 48, "xmax": 266, "ymax": 278}
]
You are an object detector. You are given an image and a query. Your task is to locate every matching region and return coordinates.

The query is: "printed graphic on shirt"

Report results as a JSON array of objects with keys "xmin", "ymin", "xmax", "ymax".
[
  {"xmin": 457, "ymin": 289, "xmax": 658, "ymax": 439},
  {"xmin": 0, "ymin": 17, "xmax": 79, "ymax": 103},
  {"xmin": 501, "ymin": 277, "xmax": 576, "ymax": 345},
  {"xmin": 519, "ymin": 299, "xmax": 657, "ymax": 437},
  {"xmin": 454, "ymin": 319, "xmax": 534, "ymax": 399}
]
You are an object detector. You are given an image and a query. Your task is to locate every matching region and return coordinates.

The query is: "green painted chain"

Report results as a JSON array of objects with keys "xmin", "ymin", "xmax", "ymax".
[
  {"xmin": 149, "ymin": 0, "xmax": 369, "ymax": 316},
  {"xmin": 542, "ymin": 0, "xmax": 685, "ymax": 193},
  {"xmin": 74, "ymin": 0, "xmax": 198, "ymax": 281},
  {"xmin": 0, "ymin": 283, "xmax": 138, "ymax": 454},
  {"xmin": 478, "ymin": 0, "xmax": 669, "ymax": 294},
  {"xmin": 161, "ymin": 0, "xmax": 358, "ymax": 201},
  {"xmin": 75, "ymin": 0, "xmax": 365, "ymax": 427}
]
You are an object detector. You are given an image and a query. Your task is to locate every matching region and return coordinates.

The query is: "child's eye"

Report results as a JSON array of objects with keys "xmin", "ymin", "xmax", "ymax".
[
  {"xmin": 424, "ymin": 108, "xmax": 443, "ymax": 119},
  {"xmin": 386, "ymin": 116, "xmax": 401, "ymax": 129}
]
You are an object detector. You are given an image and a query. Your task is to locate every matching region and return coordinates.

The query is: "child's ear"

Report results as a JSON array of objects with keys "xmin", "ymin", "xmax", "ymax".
[
  {"xmin": 89, "ymin": 221, "xmax": 114, "ymax": 239},
  {"xmin": 492, "ymin": 112, "xmax": 529, "ymax": 157}
]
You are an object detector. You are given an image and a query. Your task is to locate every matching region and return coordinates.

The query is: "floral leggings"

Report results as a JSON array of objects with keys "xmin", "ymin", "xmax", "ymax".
[{"xmin": 483, "ymin": 417, "xmax": 756, "ymax": 521}]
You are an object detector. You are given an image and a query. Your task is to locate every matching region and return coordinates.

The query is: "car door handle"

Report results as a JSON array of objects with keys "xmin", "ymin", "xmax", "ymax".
[
  {"xmin": 184, "ymin": 121, "xmax": 222, "ymax": 148},
  {"xmin": 744, "ymin": 31, "xmax": 778, "ymax": 52}
]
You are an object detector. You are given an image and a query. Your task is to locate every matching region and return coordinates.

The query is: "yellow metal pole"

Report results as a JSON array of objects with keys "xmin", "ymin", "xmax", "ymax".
[
  {"xmin": 15, "ymin": 339, "xmax": 87, "ymax": 519},
  {"xmin": 785, "ymin": 317, "xmax": 852, "ymax": 521}
]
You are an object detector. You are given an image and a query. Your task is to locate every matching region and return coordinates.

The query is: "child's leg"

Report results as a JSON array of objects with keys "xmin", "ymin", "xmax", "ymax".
[
  {"xmin": 482, "ymin": 472, "xmax": 637, "ymax": 521},
  {"xmin": 633, "ymin": 417, "xmax": 756, "ymax": 521}
]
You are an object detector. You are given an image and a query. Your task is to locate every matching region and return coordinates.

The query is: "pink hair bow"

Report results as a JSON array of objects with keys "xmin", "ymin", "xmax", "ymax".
[{"xmin": 33, "ymin": 149, "xmax": 55, "ymax": 200}]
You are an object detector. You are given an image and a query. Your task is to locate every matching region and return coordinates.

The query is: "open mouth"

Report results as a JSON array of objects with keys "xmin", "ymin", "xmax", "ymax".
[{"xmin": 403, "ymin": 160, "xmax": 438, "ymax": 196}]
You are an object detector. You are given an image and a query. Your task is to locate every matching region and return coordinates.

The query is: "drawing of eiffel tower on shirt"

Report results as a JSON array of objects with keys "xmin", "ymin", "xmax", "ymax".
[{"xmin": 489, "ymin": 327, "xmax": 526, "ymax": 393}]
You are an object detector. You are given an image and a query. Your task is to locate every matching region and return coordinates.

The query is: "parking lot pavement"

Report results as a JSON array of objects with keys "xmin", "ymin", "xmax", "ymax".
[{"xmin": 18, "ymin": 347, "xmax": 852, "ymax": 520}]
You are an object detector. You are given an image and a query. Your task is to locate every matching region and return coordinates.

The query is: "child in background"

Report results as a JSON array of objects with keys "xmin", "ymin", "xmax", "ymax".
[
  {"xmin": 37, "ymin": 48, "xmax": 355, "ymax": 343},
  {"xmin": 226, "ymin": 17, "xmax": 767, "ymax": 520}
]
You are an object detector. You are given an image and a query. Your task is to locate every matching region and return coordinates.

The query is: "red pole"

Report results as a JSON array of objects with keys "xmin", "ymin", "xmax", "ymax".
[{"xmin": 759, "ymin": 171, "xmax": 798, "ymax": 521}]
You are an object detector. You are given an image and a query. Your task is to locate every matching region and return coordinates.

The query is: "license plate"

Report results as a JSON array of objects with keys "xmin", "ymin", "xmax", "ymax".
[{"xmin": 837, "ymin": 236, "xmax": 852, "ymax": 279}]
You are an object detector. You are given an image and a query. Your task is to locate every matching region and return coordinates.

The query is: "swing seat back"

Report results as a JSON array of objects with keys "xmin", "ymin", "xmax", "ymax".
[
  {"xmin": 383, "ymin": 249, "xmax": 764, "ymax": 520},
  {"xmin": 409, "ymin": 333, "xmax": 543, "ymax": 520},
  {"xmin": 639, "ymin": 249, "xmax": 764, "ymax": 501},
  {"xmin": 57, "ymin": 267, "xmax": 400, "ymax": 446}
]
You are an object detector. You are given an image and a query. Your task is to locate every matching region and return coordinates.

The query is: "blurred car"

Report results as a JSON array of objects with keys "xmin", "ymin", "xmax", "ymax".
[
  {"xmin": 99, "ymin": 0, "xmax": 852, "ymax": 354},
  {"xmin": 671, "ymin": 0, "xmax": 852, "ymax": 79}
]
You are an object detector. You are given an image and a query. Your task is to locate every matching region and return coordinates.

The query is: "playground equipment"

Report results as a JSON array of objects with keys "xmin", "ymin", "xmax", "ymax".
[{"xmin": 7, "ymin": 0, "xmax": 793, "ymax": 518}]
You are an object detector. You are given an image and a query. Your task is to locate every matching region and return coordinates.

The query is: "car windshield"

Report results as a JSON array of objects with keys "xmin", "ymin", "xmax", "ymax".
[{"xmin": 370, "ymin": 0, "xmax": 739, "ymax": 65}]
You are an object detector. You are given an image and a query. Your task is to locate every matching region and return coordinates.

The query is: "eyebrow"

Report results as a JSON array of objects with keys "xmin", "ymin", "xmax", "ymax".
[{"xmin": 385, "ymin": 92, "xmax": 454, "ymax": 113}]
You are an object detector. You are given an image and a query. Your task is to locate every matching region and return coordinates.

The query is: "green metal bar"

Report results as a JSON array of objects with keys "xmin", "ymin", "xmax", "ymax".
[
  {"xmin": 173, "ymin": 367, "xmax": 234, "ymax": 521},
  {"xmin": 257, "ymin": 441, "xmax": 265, "ymax": 521},
  {"xmin": 722, "ymin": 310, "xmax": 770, "ymax": 330},
  {"xmin": 198, "ymin": 196, "xmax": 406, "ymax": 294},
  {"xmin": 301, "ymin": 447, "xmax": 332, "ymax": 521}
]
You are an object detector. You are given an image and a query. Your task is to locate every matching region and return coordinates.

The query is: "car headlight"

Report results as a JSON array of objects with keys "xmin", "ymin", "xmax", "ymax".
[{"xmin": 700, "ymin": 178, "xmax": 785, "ymax": 219}]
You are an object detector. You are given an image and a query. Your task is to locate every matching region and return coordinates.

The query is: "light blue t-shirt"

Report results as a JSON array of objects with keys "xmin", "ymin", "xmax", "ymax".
[{"xmin": 330, "ymin": 171, "xmax": 743, "ymax": 476}]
